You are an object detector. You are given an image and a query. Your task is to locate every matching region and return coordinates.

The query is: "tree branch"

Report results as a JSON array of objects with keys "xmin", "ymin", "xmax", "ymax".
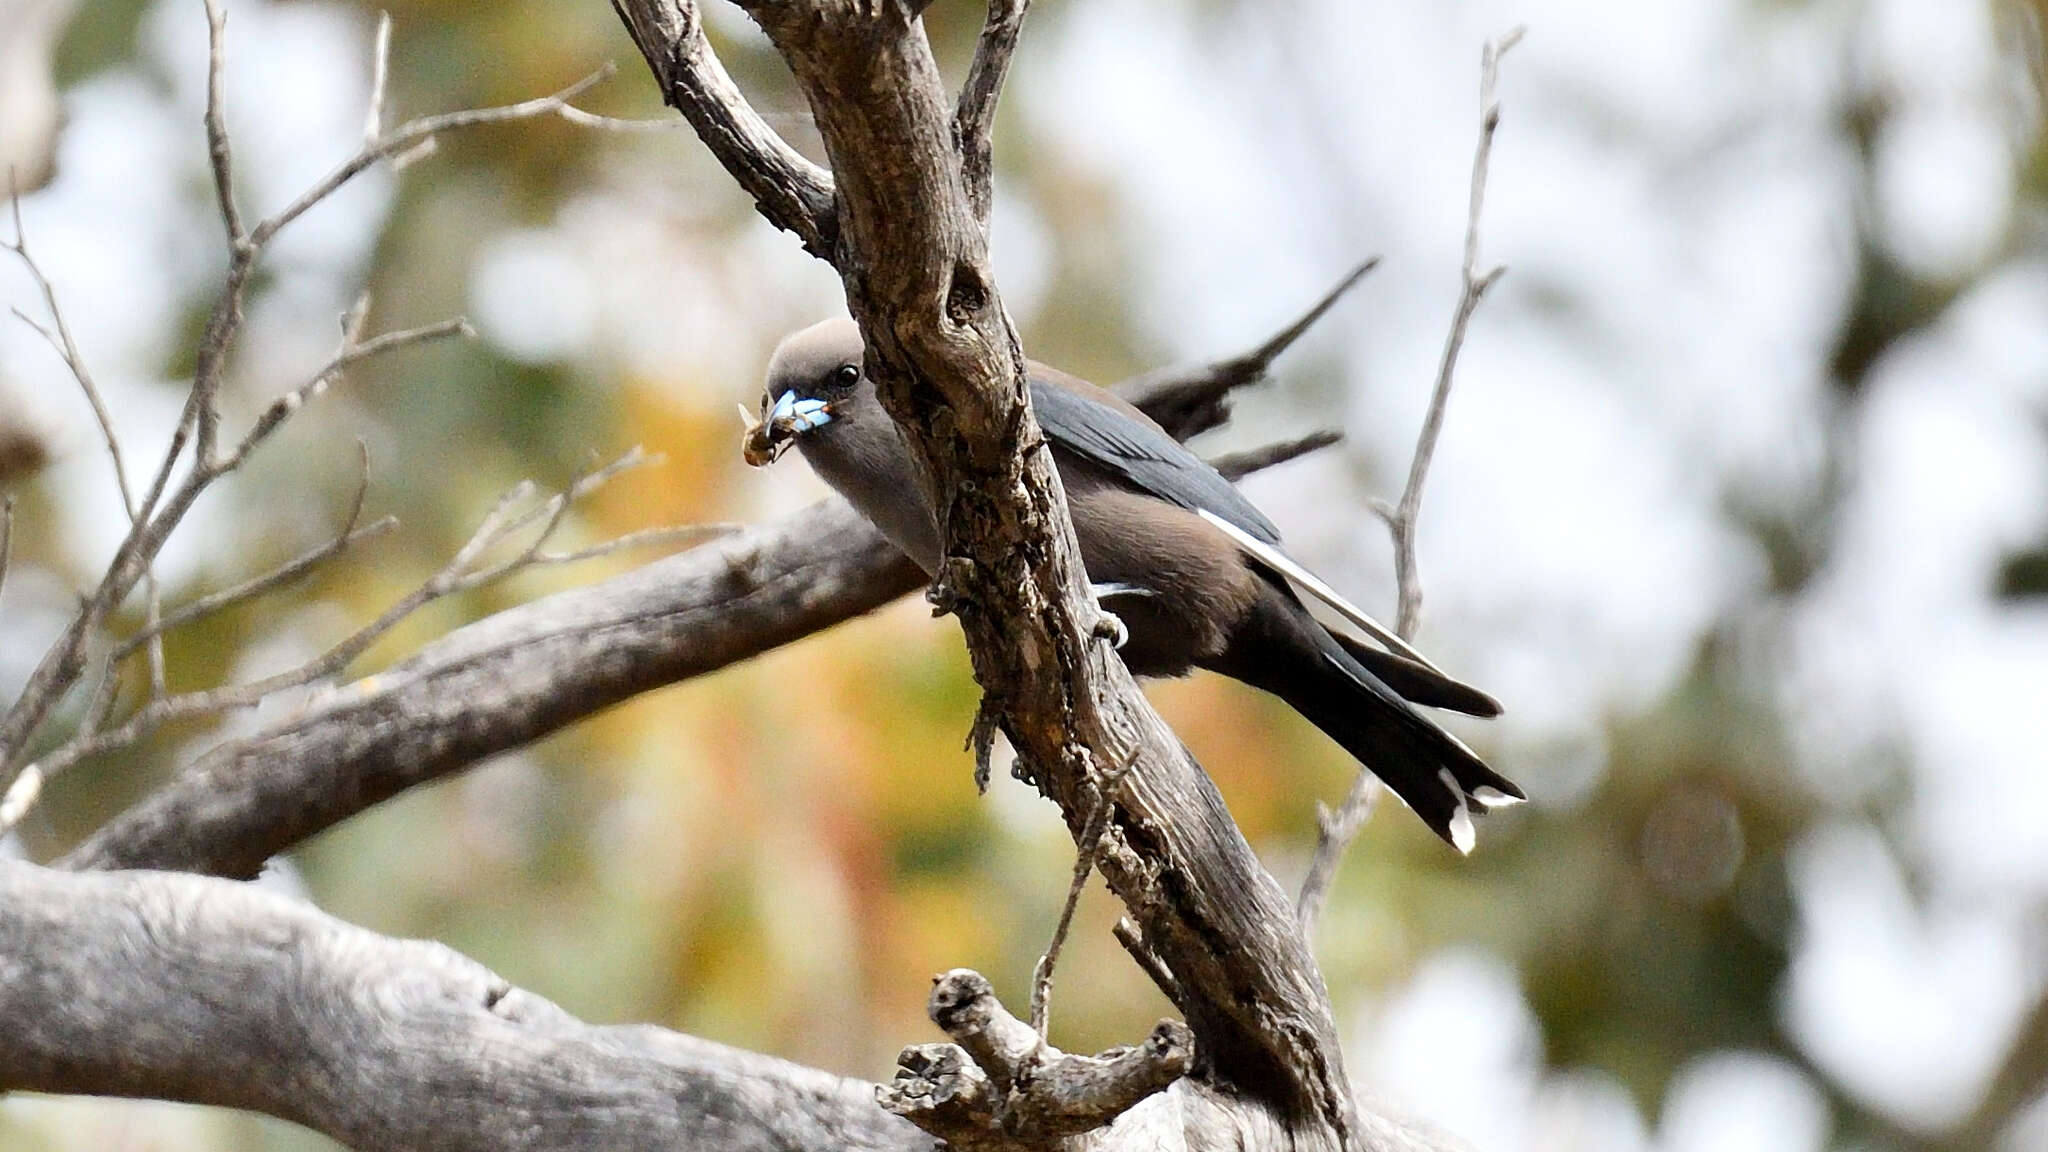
[
  {"xmin": 0, "ymin": 19, "xmax": 599, "ymax": 783},
  {"xmin": 882, "ymin": 969, "xmax": 1189, "ymax": 1147},
  {"xmin": 63, "ymin": 399, "xmax": 1330, "ymax": 879},
  {"xmin": 0, "ymin": 860, "xmax": 934, "ymax": 1152},
  {"xmin": 609, "ymin": 0, "xmax": 838, "ymax": 255},
  {"xmin": 1117, "ymin": 258, "xmax": 1378, "ymax": 440},
  {"xmin": 954, "ymin": 0, "xmax": 1029, "ymax": 224},
  {"xmin": 620, "ymin": 1, "xmax": 1365, "ymax": 1142},
  {"xmin": 1298, "ymin": 27, "xmax": 1521, "ymax": 928}
]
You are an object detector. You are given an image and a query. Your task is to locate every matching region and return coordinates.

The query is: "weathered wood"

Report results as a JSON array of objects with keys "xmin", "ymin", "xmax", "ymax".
[
  {"xmin": 65, "ymin": 501, "xmax": 919, "ymax": 877},
  {"xmin": 0, "ymin": 860, "xmax": 936, "ymax": 1152},
  {"xmin": 614, "ymin": 0, "xmax": 1363, "ymax": 1143}
]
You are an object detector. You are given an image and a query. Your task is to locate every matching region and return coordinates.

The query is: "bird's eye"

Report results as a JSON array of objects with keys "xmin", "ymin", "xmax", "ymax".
[{"xmin": 829, "ymin": 364, "xmax": 860, "ymax": 390}]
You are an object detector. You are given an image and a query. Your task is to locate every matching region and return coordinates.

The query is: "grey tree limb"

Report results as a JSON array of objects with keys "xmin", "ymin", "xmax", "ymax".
[
  {"xmin": 1, "ymin": 859, "xmax": 1466, "ymax": 1152},
  {"xmin": 608, "ymin": 0, "xmax": 838, "ymax": 255},
  {"xmin": 63, "ymin": 499, "xmax": 920, "ymax": 876},
  {"xmin": 62, "ymin": 397, "xmax": 1332, "ymax": 879},
  {"xmin": 0, "ymin": 859, "xmax": 935, "ymax": 1152}
]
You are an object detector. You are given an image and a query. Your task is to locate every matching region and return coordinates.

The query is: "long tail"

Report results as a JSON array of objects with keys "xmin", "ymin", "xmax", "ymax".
[{"xmin": 1217, "ymin": 590, "xmax": 1523, "ymax": 853}]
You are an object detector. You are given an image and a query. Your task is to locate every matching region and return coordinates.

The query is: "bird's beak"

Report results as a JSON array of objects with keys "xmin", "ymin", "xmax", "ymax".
[{"xmin": 741, "ymin": 392, "xmax": 834, "ymax": 467}]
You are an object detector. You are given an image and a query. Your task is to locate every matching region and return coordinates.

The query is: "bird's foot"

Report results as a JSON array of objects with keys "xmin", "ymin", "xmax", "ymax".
[
  {"xmin": 1089, "ymin": 582, "xmax": 1149, "ymax": 650},
  {"xmin": 1092, "ymin": 609, "xmax": 1129, "ymax": 650}
]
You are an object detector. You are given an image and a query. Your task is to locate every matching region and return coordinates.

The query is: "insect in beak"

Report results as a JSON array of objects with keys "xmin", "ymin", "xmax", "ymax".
[{"xmin": 741, "ymin": 392, "xmax": 835, "ymax": 467}]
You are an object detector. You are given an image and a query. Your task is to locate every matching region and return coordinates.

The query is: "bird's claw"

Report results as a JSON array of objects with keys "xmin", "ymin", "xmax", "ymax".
[{"xmin": 1093, "ymin": 609, "xmax": 1129, "ymax": 650}]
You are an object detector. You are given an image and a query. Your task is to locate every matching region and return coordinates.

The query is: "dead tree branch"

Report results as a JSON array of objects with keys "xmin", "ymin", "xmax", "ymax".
[
  {"xmin": 1118, "ymin": 258, "xmax": 1378, "ymax": 440},
  {"xmin": 0, "ymin": 859, "xmax": 934, "ymax": 1152},
  {"xmin": 1297, "ymin": 27, "xmax": 1522, "ymax": 929},
  {"xmin": 608, "ymin": 0, "xmax": 837, "ymax": 255},
  {"xmin": 0, "ymin": 14, "xmax": 621, "ymax": 792},
  {"xmin": 3, "ymin": 452, "xmax": 680, "ymax": 840},
  {"xmin": 881, "ymin": 969, "xmax": 1190, "ymax": 1147},
  {"xmin": 65, "ymin": 379, "xmax": 1332, "ymax": 878},
  {"xmin": 954, "ymin": 0, "xmax": 1030, "ymax": 224},
  {"xmin": 613, "ymin": 1, "xmax": 1376, "ymax": 1144}
]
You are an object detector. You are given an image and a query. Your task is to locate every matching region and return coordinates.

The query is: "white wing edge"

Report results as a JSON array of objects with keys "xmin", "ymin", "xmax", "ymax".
[{"xmin": 1196, "ymin": 507, "xmax": 1444, "ymax": 674}]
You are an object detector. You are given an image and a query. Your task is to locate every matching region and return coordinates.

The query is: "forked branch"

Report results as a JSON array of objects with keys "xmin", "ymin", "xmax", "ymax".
[{"xmin": 1297, "ymin": 27, "xmax": 1523, "ymax": 930}]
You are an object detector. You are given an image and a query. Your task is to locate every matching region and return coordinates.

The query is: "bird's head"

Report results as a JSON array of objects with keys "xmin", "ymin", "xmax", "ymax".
[{"xmin": 743, "ymin": 318, "xmax": 874, "ymax": 467}]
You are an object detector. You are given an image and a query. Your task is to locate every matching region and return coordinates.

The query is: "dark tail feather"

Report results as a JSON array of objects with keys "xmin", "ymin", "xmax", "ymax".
[
  {"xmin": 1331, "ymin": 632, "xmax": 1502, "ymax": 717},
  {"xmin": 1291, "ymin": 635, "xmax": 1523, "ymax": 853}
]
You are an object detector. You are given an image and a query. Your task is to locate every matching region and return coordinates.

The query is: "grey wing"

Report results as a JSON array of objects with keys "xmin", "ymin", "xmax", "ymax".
[
  {"xmin": 1029, "ymin": 374, "xmax": 1283, "ymax": 545},
  {"xmin": 1031, "ymin": 371, "xmax": 1449, "ymax": 675}
]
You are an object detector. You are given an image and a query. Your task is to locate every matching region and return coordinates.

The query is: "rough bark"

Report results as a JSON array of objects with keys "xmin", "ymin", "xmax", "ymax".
[
  {"xmin": 7, "ymin": 0, "xmax": 1460, "ymax": 1145},
  {"xmin": 64, "ymin": 360, "xmax": 1293, "ymax": 880},
  {"xmin": 615, "ymin": 0, "xmax": 1361, "ymax": 1144},
  {"xmin": 65, "ymin": 501, "xmax": 918, "ymax": 876},
  {"xmin": 0, "ymin": 860, "xmax": 934, "ymax": 1152}
]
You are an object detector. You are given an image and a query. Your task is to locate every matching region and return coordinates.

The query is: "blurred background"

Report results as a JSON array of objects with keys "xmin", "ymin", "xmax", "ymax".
[{"xmin": 1, "ymin": 0, "xmax": 2044, "ymax": 1148}]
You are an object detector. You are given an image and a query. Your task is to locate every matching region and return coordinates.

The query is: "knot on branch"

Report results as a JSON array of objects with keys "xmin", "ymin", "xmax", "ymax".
[
  {"xmin": 878, "ymin": 968, "xmax": 1191, "ymax": 1146},
  {"xmin": 927, "ymin": 556, "xmax": 978, "ymax": 619}
]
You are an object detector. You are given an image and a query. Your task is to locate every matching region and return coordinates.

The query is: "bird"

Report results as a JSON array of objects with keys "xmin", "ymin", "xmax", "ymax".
[{"xmin": 747, "ymin": 318, "xmax": 1523, "ymax": 852}]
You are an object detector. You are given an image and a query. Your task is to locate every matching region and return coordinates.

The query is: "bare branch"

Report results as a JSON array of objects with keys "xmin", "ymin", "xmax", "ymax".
[
  {"xmin": 5, "ymin": 199, "xmax": 136, "ymax": 516},
  {"xmin": 0, "ymin": 860, "xmax": 931, "ymax": 1152},
  {"xmin": 202, "ymin": 0, "xmax": 245, "ymax": 245},
  {"xmin": 609, "ymin": 0, "xmax": 837, "ymax": 254},
  {"xmin": 882, "ymin": 969, "xmax": 1190, "ymax": 1144},
  {"xmin": 1113, "ymin": 917, "xmax": 1182, "ymax": 1009},
  {"xmin": 64, "ymin": 373, "xmax": 1241, "ymax": 877},
  {"xmin": 1117, "ymin": 258, "xmax": 1379, "ymax": 440},
  {"xmin": 251, "ymin": 68, "xmax": 615, "ymax": 248},
  {"xmin": 111, "ymin": 446, "xmax": 395, "ymax": 663},
  {"xmin": 554, "ymin": 105, "xmax": 689, "ymax": 133},
  {"xmin": 525, "ymin": 523, "xmax": 738, "ymax": 567},
  {"xmin": 5, "ymin": 454, "xmax": 657, "ymax": 837},
  {"xmin": 1298, "ymin": 27, "xmax": 1521, "ymax": 928},
  {"xmin": 1029, "ymin": 746, "xmax": 1135, "ymax": 1037},
  {"xmin": 1210, "ymin": 429, "xmax": 1344, "ymax": 481},
  {"xmin": 1382, "ymin": 27, "xmax": 1520, "ymax": 639},
  {"xmin": 5, "ymin": 190, "xmax": 172, "ymax": 695},
  {"xmin": 64, "ymin": 501, "xmax": 922, "ymax": 876},
  {"xmin": 954, "ymin": 0, "xmax": 1029, "ymax": 224},
  {"xmin": 226, "ymin": 315, "xmax": 469, "ymax": 469},
  {"xmin": 364, "ymin": 11, "xmax": 392, "ymax": 144},
  {"xmin": 1296, "ymin": 771, "xmax": 1381, "ymax": 931}
]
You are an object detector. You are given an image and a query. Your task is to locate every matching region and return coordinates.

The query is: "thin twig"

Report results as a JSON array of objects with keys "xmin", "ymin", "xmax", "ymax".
[
  {"xmin": 1029, "ymin": 746, "xmax": 1135, "ymax": 1036},
  {"xmin": 1210, "ymin": 429, "xmax": 1343, "ymax": 482},
  {"xmin": 251, "ymin": 67, "xmax": 615, "ymax": 249},
  {"xmin": 1380, "ymin": 27, "xmax": 1521, "ymax": 640},
  {"xmin": 5, "ymin": 202, "xmax": 136, "ymax": 518},
  {"xmin": 226, "ymin": 316, "xmax": 469, "ymax": 470},
  {"xmin": 202, "ymin": 0, "xmax": 244, "ymax": 245},
  {"xmin": 364, "ymin": 12, "xmax": 392, "ymax": 144},
  {"xmin": 953, "ymin": 0, "xmax": 1029, "ymax": 224},
  {"xmin": 110, "ymin": 448, "xmax": 396, "ymax": 662},
  {"xmin": 526, "ymin": 523, "xmax": 738, "ymax": 567},
  {"xmin": 554, "ymin": 106, "xmax": 687, "ymax": 132},
  {"xmin": 1297, "ymin": 27, "xmax": 1521, "ymax": 929},
  {"xmin": 1111, "ymin": 917, "xmax": 1182, "ymax": 1009},
  {"xmin": 0, "ymin": 496, "xmax": 13, "ymax": 606},
  {"xmin": 1116, "ymin": 258, "xmax": 1379, "ymax": 440},
  {"xmin": 5, "ymin": 192, "xmax": 173, "ymax": 695},
  {"xmin": 2, "ymin": 454, "xmax": 657, "ymax": 831}
]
